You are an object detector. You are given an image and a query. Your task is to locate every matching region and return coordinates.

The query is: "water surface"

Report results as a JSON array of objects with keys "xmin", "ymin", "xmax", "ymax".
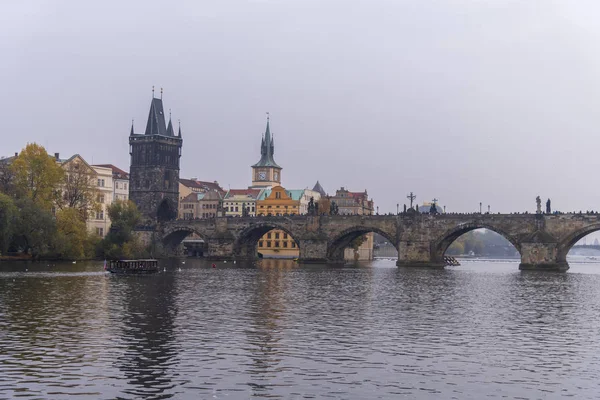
[{"xmin": 1, "ymin": 258, "xmax": 600, "ymax": 399}]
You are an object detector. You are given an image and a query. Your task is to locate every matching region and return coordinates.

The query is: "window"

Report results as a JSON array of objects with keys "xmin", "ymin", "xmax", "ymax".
[
  {"xmin": 283, "ymin": 241, "xmax": 288, "ymax": 248},
  {"xmin": 283, "ymin": 233, "xmax": 288, "ymax": 239},
  {"xmin": 96, "ymin": 211, "xmax": 104, "ymax": 220},
  {"xmin": 267, "ymin": 232, "xmax": 272, "ymax": 239},
  {"xmin": 275, "ymin": 241, "xmax": 280, "ymax": 248},
  {"xmin": 235, "ymin": 207, "xmax": 239, "ymax": 212},
  {"xmin": 124, "ymin": 183, "xmax": 127, "ymax": 190},
  {"xmin": 259, "ymin": 241, "xmax": 264, "ymax": 247},
  {"xmin": 275, "ymin": 232, "xmax": 280, "ymax": 239},
  {"xmin": 291, "ymin": 242, "xmax": 296, "ymax": 248},
  {"xmin": 97, "ymin": 194, "xmax": 105, "ymax": 203},
  {"xmin": 97, "ymin": 179, "xmax": 105, "ymax": 187},
  {"xmin": 96, "ymin": 227, "xmax": 104, "ymax": 236},
  {"xmin": 275, "ymin": 192, "xmax": 281, "ymax": 199},
  {"xmin": 267, "ymin": 241, "xmax": 271, "ymax": 247}
]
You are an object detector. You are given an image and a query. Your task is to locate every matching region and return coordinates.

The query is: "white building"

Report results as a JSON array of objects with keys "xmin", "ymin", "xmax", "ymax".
[
  {"xmin": 223, "ymin": 188, "xmax": 265, "ymax": 217},
  {"xmin": 94, "ymin": 164, "xmax": 129, "ymax": 202},
  {"xmin": 89, "ymin": 165, "xmax": 114, "ymax": 237}
]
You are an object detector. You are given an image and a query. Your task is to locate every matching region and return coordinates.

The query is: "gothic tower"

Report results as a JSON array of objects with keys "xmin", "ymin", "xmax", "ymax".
[
  {"xmin": 251, "ymin": 116, "xmax": 282, "ymax": 187},
  {"xmin": 129, "ymin": 93, "xmax": 182, "ymax": 223}
]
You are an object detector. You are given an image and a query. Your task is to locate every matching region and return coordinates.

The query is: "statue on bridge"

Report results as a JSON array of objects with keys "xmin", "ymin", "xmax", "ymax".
[
  {"xmin": 430, "ymin": 198, "xmax": 439, "ymax": 215},
  {"xmin": 308, "ymin": 197, "xmax": 316, "ymax": 215},
  {"xmin": 536, "ymin": 196, "xmax": 542, "ymax": 214},
  {"xmin": 242, "ymin": 202, "xmax": 249, "ymax": 217},
  {"xmin": 546, "ymin": 198, "xmax": 551, "ymax": 214},
  {"xmin": 330, "ymin": 200, "xmax": 339, "ymax": 215}
]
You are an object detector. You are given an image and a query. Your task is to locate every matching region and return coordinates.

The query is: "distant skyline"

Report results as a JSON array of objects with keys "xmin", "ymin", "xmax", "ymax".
[{"xmin": 2, "ymin": 1, "xmax": 600, "ymax": 215}]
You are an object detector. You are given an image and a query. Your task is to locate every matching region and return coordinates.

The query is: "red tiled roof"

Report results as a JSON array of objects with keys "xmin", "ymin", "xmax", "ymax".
[
  {"xmin": 225, "ymin": 189, "xmax": 263, "ymax": 199},
  {"xmin": 180, "ymin": 178, "xmax": 225, "ymax": 194},
  {"xmin": 93, "ymin": 164, "xmax": 129, "ymax": 179}
]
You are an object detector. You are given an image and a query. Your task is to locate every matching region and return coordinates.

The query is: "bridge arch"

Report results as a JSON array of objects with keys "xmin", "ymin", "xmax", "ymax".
[
  {"xmin": 327, "ymin": 226, "xmax": 397, "ymax": 262},
  {"xmin": 557, "ymin": 222, "xmax": 600, "ymax": 261},
  {"xmin": 433, "ymin": 222, "xmax": 521, "ymax": 262},
  {"xmin": 234, "ymin": 221, "xmax": 300, "ymax": 259},
  {"xmin": 162, "ymin": 225, "xmax": 208, "ymax": 253}
]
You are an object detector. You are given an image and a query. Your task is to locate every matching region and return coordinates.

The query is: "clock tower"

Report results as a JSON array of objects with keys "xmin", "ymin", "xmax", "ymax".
[{"xmin": 251, "ymin": 116, "xmax": 282, "ymax": 188}]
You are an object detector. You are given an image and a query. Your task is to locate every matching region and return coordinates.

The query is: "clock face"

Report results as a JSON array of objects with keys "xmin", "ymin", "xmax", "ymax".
[{"xmin": 258, "ymin": 171, "xmax": 266, "ymax": 180}]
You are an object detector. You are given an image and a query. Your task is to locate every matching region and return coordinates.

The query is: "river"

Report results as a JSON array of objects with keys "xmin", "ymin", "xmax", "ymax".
[{"xmin": 1, "ymin": 257, "xmax": 600, "ymax": 399}]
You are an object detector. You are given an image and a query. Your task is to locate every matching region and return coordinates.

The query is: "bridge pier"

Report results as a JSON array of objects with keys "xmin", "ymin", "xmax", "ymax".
[
  {"xmin": 205, "ymin": 238, "xmax": 236, "ymax": 260},
  {"xmin": 519, "ymin": 242, "xmax": 569, "ymax": 272},
  {"xmin": 396, "ymin": 241, "xmax": 445, "ymax": 268},
  {"xmin": 298, "ymin": 239, "xmax": 330, "ymax": 264}
]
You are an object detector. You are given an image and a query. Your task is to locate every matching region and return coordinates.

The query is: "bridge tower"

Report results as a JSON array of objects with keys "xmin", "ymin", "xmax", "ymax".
[{"xmin": 129, "ymin": 91, "xmax": 182, "ymax": 223}]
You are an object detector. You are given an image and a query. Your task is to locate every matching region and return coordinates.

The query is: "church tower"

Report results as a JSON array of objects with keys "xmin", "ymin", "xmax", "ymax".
[
  {"xmin": 251, "ymin": 116, "xmax": 282, "ymax": 188},
  {"xmin": 129, "ymin": 91, "xmax": 183, "ymax": 223}
]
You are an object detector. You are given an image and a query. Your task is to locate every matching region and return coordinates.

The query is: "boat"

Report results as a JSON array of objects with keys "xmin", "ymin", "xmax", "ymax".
[{"xmin": 105, "ymin": 259, "xmax": 159, "ymax": 274}]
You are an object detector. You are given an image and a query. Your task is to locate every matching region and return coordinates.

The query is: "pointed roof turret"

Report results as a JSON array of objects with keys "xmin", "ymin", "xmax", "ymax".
[
  {"xmin": 166, "ymin": 118, "xmax": 174, "ymax": 136},
  {"xmin": 130, "ymin": 120, "xmax": 134, "ymax": 136},
  {"xmin": 177, "ymin": 120, "xmax": 182, "ymax": 137},
  {"xmin": 144, "ymin": 98, "xmax": 167, "ymax": 136},
  {"xmin": 252, "ymin": 114, "xmax": 281, "ymax": 168},
  {"xmin": 313, "ymin": 181, "xmax": 326, "ymax": 197}
]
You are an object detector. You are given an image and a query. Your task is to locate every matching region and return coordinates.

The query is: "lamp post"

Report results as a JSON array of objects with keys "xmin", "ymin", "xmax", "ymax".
[{"xmin": 479, "ymin": 202, "xmax": 482, "ymax": 214}]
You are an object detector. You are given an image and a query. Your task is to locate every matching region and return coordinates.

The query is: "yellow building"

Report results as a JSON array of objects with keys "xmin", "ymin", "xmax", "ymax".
[{"xmin": 256, "ymin": 186, "xmax": 301, "ymax": 258}]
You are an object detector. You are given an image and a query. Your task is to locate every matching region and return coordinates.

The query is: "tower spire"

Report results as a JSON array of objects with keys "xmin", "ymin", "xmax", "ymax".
[
  {"xmin": 178, "ymin": 119, "xmax": 182, "ymax": 137},
  {"xmin": 130, "ymin": 119, "xmax": 134, "ymax": 136}
]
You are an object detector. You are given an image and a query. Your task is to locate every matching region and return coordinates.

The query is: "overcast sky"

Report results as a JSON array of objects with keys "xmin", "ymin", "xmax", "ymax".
[{"xmin": 2, "ymin": 0, "xmax": 600, "ymax": 214}]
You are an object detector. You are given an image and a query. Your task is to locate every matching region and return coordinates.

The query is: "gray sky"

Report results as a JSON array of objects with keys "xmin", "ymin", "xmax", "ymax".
[{"xmin": 2, "ymin": 0, "xmax": 600, "ymax": 214}]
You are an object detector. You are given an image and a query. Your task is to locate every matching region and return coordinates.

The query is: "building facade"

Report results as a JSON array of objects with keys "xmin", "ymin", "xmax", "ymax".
[
  {"xmin": 179, "ymin": 190, "xmax": 223, "ymax": 220},
  {"xmin": 179, "ymin": 178, "xmax": 225, "ymax": 201},
  {"xmin": 94, "ymin": 164, "xmax": 129, "ymax": 202},
  {"xmin": 329, "ymin": 187, "xmax": 375, "ymax": 260},
  {"xmin": 223, "ymin": 188, "xmax": 264, "ymax": 217},
  {"xmin": 330, "ymin": 187, "xmax": 375, "ymax": 215},
  {"xmin": 90, "ymin": 165, "xmax": 114, "ymax": 237},
  {"xmin": 256, "ymin": 186, "xmax": 300, "ymax": 216},
  {"xmin": 129, "ymin": 95, "xmax": 182, "ymax": 223}
]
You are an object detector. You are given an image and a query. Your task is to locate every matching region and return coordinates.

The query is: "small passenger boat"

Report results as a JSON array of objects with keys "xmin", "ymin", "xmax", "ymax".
[{"xmin": 105, "ymin": 259, "xmax": 159, "ymax": 274}]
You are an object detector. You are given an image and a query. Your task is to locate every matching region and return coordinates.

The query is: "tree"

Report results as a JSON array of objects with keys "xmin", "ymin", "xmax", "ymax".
[
  {"xmin": 10, "ymin": 143, "xmax": 64, "ymax": 210},
  {"xmin": 0, "ymin": 162, "xmax": 16, "ymax": 195},
  {"xmin": 57, "ymin": 158, "xmax": 99, "ymax": 219},
  {"xmin": 12, "ymin": 198, "xmax": 57, "ymax": 257},
  {"xmin": 55, "ymin": 208, "xmax": 90, "ymax": 259},
  {"xmin": 0, "ymin": 193, "xmax": 18, "ymax": 254},
  {"xmin": 100, "ymin": 200, "xmax": 144, "ymax": 259}
]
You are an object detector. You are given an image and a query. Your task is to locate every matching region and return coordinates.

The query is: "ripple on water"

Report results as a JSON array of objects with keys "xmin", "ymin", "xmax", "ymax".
[{"xmin": 2, "ymin": 259, "xmax": 600, "ymax": 399}]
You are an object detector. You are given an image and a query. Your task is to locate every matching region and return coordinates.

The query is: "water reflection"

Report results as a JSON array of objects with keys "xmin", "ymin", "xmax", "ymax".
[
  {"xmin": 110, "ymin": 272, "xmax": 179, "ymax": 399},
  {"xmin": 244, "ymin": 259, "xmax": 293, "ymax": 397}
]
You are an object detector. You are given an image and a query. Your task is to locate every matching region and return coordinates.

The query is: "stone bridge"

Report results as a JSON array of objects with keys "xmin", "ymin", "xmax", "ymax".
[{"xmin": 148, "ymin": 213, "xmax": 600, "ymax": 271}]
